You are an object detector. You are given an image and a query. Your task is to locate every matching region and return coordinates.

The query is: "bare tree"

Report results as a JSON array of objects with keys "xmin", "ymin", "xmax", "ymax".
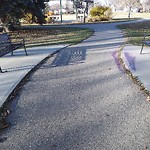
[
  {"xmin": 109, "ymin": 0, "xmax": 141, "ymax": 19},
  {"xmin": 64, "ymin": 0, "xmax": 74, "ymax": 14},
  {"xmin": 50, "ymin": 3, "xmax": 60, "ymax": 12},
  {"xmin": 142, "ymin": 0, "xmax": 150, "ymax": 12},
  {"xmin": 44, "ymin": 2, "xmax": 51, "ymax": 13}
]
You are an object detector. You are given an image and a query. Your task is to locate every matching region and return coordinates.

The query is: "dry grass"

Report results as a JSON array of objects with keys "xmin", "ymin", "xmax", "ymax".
[
  {"xmin": 113, "ymin": 12, "xmax": 150, "ymax": 19},
  {"xmin": 118, "ymin": 21, "xmax": 150, "ymax": 45},
  {"xmin": 1, "ymin": 27, "xmax": 93, "ymax": 47}
]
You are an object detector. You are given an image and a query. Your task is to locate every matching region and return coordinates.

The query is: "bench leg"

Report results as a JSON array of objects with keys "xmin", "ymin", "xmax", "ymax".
[
  {"xmin": 11, "ymin": 51, "xmax": 14, "ymax": 56},
  {"xmin": 0, "ymin": 67, "xmax": 3, "ymax": 73},
  {"xmin": 24, "ymin": 45, "xmax": 28, "ymax": 56},
  {"xmin": 140, "ymin": 42, "xmax": 144, "ymax": 54}
]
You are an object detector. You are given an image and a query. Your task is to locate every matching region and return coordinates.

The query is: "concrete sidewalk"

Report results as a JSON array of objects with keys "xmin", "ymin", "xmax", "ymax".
[
  {"xmin": 121, "ymin": 44, "xmax": 150, "ymax": 92},
  {"xmin": 0, "ymin": 44, "xmax": 68, "ymax": 107}
]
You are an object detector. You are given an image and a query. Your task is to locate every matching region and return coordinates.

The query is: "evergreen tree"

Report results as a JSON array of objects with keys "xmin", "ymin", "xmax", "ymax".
[{"xmin": 0, "ymin": 0, "xmax": 48, "ymax": 31}]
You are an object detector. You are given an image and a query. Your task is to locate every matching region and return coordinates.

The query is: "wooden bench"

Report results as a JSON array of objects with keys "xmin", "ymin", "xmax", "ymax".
[
  {"xmin": 140, "ymin": 34, "xmax": 150, "ymax": 54},
  {"xmin": 0, "ymin": 33, "xmax": 27, "ymax": 73}
]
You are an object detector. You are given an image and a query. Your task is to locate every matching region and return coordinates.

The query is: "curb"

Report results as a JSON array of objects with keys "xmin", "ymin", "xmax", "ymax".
[
  {"xmin": 118, "ymin": 45, "xmax": 150, "ymax": 97},
  {"xmin": 1, "ymin": 44, "xmax": 70, "ymax": 109}
]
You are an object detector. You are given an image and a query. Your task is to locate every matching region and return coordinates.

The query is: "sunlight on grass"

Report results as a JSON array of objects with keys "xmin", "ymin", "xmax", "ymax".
[
  {"xmin": 118, "ymin": 21, "xmax": 150, "ymax": 45},
  {"xmin": 8, "ymin": 27, "xmax": 93, "ymax": 47}
]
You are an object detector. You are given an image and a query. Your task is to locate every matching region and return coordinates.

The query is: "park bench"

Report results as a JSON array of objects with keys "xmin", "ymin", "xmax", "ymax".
[
  {"xmin": 0, "ymin": 33, "xmax": 27, "ymax": 73},
  {"xmin": 140, "ymin": 34, "xmax": 150, "ymax": 54},
  {"xmin": 49, "ymin": 16, "xmax": 59, "ymax": 23},
  {"xmin": 78, "ymin": 15, "xmax": 84, "ymax": 21}
]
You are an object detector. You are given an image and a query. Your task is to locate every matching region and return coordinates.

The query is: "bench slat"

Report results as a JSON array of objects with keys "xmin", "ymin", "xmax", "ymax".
[{"xmin": 0, "ymin": 33, "xmax": 27, "ymax": 73}]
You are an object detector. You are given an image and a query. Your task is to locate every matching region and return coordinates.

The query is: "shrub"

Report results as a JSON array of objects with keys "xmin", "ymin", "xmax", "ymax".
[
  {"xmin": 45, "ymin": 16, "xmax": 53, "ymax": 23},
  {"xmin": 47, "ymin": 11, "xmax": 54, "ymax": 16},
  {"xmin": 89, "ymin": 6, "xmax": 112, "ymax": 22},
  {"xmin": 22, "ymin": 13, "xmax": 35, "ymax": 24}
]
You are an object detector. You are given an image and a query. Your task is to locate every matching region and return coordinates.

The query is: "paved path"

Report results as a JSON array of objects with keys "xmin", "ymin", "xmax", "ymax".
[
  {"xmin": 1, "ymin": 23, "xmax": 150, "ymax": 150},
  {"xmin": 0, "ymin": 45, "xmax": 68, "ymax": 107}
]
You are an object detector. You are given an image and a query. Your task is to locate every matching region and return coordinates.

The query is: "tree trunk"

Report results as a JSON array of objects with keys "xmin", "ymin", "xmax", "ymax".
[
  {"xmin": 76, "ymin": 7, "xmax": 78, "ymax": 21},
  {"xmin": 0, "ymin": 15, "xmax": 11, "ymax": 33},
  {"xmin": 128, "ymin": 6, "xmax": 132, "ymax": 20},
  {"xmin": 83, "ymin": 10, "xmax": 86, "ymax": 23},
  {"xmin": 0, "ymin": 19, "xmax": 9, "ymax": 33}
]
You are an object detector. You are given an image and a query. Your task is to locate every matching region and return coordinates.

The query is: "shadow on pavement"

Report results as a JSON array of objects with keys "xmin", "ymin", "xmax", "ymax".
[
  {"xmin": 1, "ymin": 65, "xmax": 35, "ymax": 73},
  {"xmin": 51, "ymin": 48, "xmax": 86, "ymax": 67}
]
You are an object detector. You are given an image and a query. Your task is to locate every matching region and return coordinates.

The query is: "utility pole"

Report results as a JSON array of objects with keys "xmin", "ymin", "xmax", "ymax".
[
  {"xmin": 60, "ymin": 0, "xmax": 63, "ymax": 23},
  {"xmin": 76, "ymin": 4, "xmax": 78, "ymax": 21}
]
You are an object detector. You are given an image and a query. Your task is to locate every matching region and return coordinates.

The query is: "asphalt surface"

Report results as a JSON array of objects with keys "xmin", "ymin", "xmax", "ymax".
[
  {"xmin": 0, "ymin": 45, "xmax": 68, "ymax": 107},
  {"xmin": 1, "ymin": 23, "xmax": 150, "ymax": 150}
]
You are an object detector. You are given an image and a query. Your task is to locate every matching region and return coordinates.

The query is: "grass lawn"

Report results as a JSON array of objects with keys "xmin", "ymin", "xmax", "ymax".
[
  {"xmin": 7, "ymin": 27, "xmax": 93, "ymax": 47},
  {"xmin": 118, "ymin": 21, "xmax": 150, "ymax": 45},
  {"xmin": 113, "ymin": 12, "xmax": 150, "ymax": 20}
]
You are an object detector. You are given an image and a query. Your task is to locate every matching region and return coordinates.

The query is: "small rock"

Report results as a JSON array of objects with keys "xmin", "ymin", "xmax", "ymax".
[
  {"xmin": 2, "ymin": 110, "xmax": 10, "ymax": 117},
  {"xmin": 140, "ymin": 87, "xmax": 145, "ymax": 90},
  {"xmin": 147, "ymin": 96, "xmax": 150, "ymax": 102},
  {"xmin": 144, "ymin": 144, "xmax": 150, "ymax": 150}
]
